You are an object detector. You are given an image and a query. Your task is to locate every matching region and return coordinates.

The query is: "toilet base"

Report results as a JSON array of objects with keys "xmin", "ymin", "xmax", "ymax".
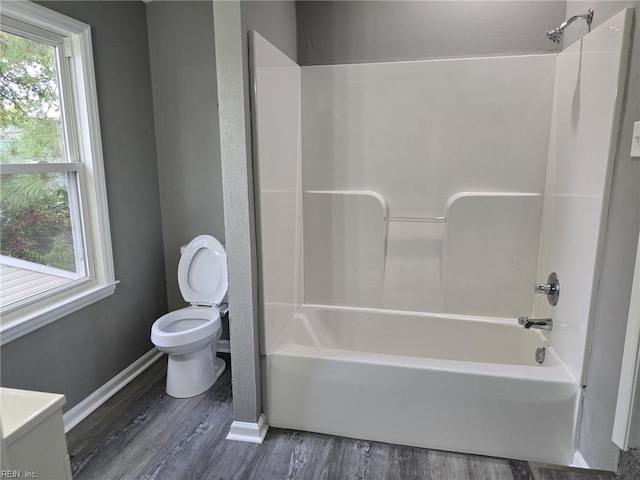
[{"xmin": 165, "ymin": 348, "xmax": 226, "ymax": 398}]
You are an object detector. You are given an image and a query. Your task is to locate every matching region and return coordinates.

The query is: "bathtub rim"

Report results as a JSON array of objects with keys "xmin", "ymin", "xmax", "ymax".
[
  {"xmin": 299, "ymin": 303, "xmax": 538, "ymax": 326},
  {"xmin": 270, "ymin": 303, "xmax": 579, "ymax": 385}
]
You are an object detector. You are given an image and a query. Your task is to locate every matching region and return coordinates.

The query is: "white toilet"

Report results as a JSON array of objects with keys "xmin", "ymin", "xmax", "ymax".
[{"xmin": 151, "ymin": 235, "xmax": 227, "ymax": 398}]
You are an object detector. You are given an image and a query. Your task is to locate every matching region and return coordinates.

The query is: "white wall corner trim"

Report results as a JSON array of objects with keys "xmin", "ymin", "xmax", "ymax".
[
  {"xmin": 571, "ymin": 450, "xmax": 590, "ymax": 469},
  {"xmin": 63, "ymin": 348, "xmax": 164, "ymax": 433},
  {"xmin": 612, "ymin": 231, "xmax": 640, "ymax": 449},
  {"xmin": 226, "ymin": 413, "xmax": 268, "ymax": 444}
]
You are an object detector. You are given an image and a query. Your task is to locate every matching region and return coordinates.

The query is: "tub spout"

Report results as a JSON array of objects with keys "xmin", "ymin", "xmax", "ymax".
[{"xmin": 518, "ymin": 317, "xmax": 553, "ymax": 331}]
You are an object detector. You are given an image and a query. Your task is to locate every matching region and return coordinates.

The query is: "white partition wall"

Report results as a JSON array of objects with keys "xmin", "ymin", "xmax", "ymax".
[
  {"xmin": 301, "ymin": 54, "xmax": 557, "ymax": 315},
  {"xmin": 250, "ymin": 32, "xmax": 303, "ymax": 353},
  {"xmin": 534, "ymin": 9, "xmax": 633, "ymax": 384}
]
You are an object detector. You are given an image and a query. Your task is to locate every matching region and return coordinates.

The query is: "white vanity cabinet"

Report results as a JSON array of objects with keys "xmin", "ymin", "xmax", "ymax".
[{"xmin": 0, "ymin": 388, "xmax": 72, "ymax": 479}]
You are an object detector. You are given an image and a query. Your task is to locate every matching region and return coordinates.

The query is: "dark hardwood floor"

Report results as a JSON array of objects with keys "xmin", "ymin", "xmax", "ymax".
[{"xmin": 66, "ymin": 355, "xmax": 619, "ymax": 480}]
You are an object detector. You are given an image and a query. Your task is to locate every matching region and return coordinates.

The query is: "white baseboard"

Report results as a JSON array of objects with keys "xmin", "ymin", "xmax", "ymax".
[
  {"xmin": 218, "ymin": 339, "xmax": 230, "ymax": 353},
  {"xmin": 63, "ymin": 348, "xmax": 164, "ymax": 433},
  {"xmin": 226, "ymin": 413, "xmax": 268, "ymax": 443},
  {"xmin": 571, "ymin": 450, "xmax": 590, "ymax": 469}
]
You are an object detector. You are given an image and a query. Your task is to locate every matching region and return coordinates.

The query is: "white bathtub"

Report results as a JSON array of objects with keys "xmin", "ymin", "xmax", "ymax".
[{"xmin": 266, "ymin": 306, "xmax": 581, "ymax": 465}]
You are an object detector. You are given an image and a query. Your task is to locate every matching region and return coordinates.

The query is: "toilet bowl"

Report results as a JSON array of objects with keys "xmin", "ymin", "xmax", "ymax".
[{"xmin": 151, "ymin": 235, "xmax": 228, "ymax": 398}]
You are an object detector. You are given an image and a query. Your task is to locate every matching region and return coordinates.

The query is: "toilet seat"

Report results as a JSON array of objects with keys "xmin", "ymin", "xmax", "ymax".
[
  {"xmin": 152, "ymin": 235, "xmax": 227, "ymax": 348},
  {"xmin": 151, "ymin": 306, "xmax": 221, "ymax": 348},
  {"xmin": 178, "ymin": 235, "xmax": 228, "ymax": 307}
]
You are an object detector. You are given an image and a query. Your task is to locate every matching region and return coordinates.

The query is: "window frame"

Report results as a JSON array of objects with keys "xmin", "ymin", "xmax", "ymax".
[{"xmin": 0, "ymin": 1, "xmax": 116, "ymax": 344}]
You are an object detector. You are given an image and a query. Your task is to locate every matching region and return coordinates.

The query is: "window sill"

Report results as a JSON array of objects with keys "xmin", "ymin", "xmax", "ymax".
[{"xmin": 0, "ymin": 281, "xmax": 118, "ymax": 345}]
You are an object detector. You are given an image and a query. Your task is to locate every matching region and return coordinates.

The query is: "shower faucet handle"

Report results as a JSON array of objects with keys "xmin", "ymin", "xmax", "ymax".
[
  {"xmin": 535, "ymin": 283, "xmax": 556, "ymax": 295},
  {"xmin": 535, "ymin": 272, "xmax": 560, "ymax": 306}
]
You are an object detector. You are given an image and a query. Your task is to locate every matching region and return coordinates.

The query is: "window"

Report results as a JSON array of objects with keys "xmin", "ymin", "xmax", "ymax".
[{"xmin": 0, "ymin": 2, "xmax": 115, "ymax": 343}]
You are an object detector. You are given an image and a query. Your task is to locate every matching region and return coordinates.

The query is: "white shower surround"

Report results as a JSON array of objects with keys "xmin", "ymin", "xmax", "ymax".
[
  {"xmin": 301, "ymin": 54, "xmax": 557, "ymax": 317},
  {"xmin": 534, "ymin": 9, "xmax": 633, "ymax": 384},
  {"xmin": 250, "ymin": 32, "xmax": 303, "ymax": 354},
  {"xmin": 251, "ymin": 8, "xmax": 632, "ymax": 467}
]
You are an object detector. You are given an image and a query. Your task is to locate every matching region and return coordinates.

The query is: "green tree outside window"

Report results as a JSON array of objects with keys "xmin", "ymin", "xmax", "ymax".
[{"xmin": 0, "ymin": 30, "xmax": 75, "ymax": 272}]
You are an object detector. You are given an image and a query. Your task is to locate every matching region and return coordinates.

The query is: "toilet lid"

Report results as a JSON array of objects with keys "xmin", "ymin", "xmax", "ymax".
[{"xmin": 178, "ymin": 235, "xmax": 228, "ymax": 306}]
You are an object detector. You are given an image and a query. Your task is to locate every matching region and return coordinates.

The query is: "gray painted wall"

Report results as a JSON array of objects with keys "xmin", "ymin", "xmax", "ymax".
[
  {"xmin": 211, "ymin": 0, "xmax": 297, "ymax": 423},
  {"xmin": 0, "ymin": 2, "xmax": 166, "ymax": 411},
  {"xmin": 144, "ymin": 0, "xmax": 296, "ymax": 345},
  {"xmin": 296, "ymin": 1, "xmax": 565, "ymax": 65},
  {"xmin": 564, "ymin": 2, "xmax": 640, "ymax": 471},
  {"xmin": 243, "ymin": 1, "xmax": 297, "ymax": 62},
  {"xmin": 146, "ymin": 2, "xmax": 226, "ymax": 337},
  {"xmin": 213, "ymin": 0, "xmax": 263, "ymax": 424}
]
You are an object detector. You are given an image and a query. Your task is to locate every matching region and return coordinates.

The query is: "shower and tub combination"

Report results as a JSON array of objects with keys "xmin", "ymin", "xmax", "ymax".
[{"xmin": 249, "ymin": 9, "xmax": 633, "ymax": 466}]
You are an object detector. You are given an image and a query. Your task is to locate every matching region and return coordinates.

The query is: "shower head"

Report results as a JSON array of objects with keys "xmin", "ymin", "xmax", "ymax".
[
  {"xmin": 546, "ymin": 9, "xmax": 594, "ymax": 44},
  {"xmin": 546, "ymin": 28, "xmax": 564, "ymax": 44}
]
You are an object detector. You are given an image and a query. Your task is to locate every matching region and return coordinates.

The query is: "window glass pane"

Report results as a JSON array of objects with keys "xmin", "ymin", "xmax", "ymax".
[
  {"xmin": 0, "ymin": 30, "xmax": 66, "ymax": 164},
  {"xmin": 0, "ymin": 172, "xmax": 85, "ymax": 308}
]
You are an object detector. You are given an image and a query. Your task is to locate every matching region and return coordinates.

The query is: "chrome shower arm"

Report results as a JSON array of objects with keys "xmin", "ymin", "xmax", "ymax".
[
  {"xmin": 546, "ymin": 9, "xmax": 594, "ymax": 43},
  {"xmin": 559, "ymin": 9, "xmax": 594, "ymax": 32}
]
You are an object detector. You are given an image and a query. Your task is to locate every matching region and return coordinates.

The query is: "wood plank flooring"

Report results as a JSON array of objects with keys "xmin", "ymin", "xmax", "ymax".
[
  {"xmin": 617, "ymin": 449, "xmax": 640, "ymax": 480},
  {"xmin": 66, "ymin": 355, "xmax": 618, "ymax": 480}
]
